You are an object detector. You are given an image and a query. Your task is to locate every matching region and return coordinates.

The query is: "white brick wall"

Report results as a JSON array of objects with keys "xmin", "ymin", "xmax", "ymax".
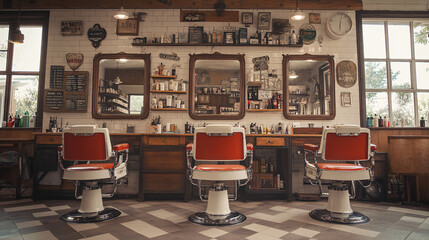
[
  {"xmin": 363, "ymin": 0, "xmax": 429, "ymax": 11},
  {"xmin": 44, "ymin": 9, "xmax": 360, "ymax": 132}
]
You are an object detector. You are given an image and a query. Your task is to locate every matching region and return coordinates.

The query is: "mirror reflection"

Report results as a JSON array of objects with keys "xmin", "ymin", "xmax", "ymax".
[
  {"xmin": 283, "ymin": 54, "xmax": 335, "ymax": 120},
  {"xmin": 189, "ymin": 54, "xmax": 245, "ymax": 120},
  {"xmin": 92, "ymin": 53, "xmax": 150, "ymax": 119}
]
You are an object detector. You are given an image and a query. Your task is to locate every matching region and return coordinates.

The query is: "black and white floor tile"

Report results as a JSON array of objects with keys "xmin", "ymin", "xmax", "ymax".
[{"xmin": 1, "ymin": 198, "xmax": 429, "ymax": 240}]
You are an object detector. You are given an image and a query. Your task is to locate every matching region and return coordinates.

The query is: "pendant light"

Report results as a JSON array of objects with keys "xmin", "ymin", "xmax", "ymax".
[
  {"xmin": 289, "ymin": 71, "xmax": 299, "ymax": 79},
  {"xmin": 291, "ymin": 0, "xmax": 305, "ymax": 21},
  {"xmin": 113, "ymin": 62, "xmax": 122, "ymax": 85},
  {"xmin": 9, "ymin": 0, "xmax": 24, "ymax": 44},
  {"xmin": 114, "ymin": 0, "xmax": 129, "ymax": 20}
]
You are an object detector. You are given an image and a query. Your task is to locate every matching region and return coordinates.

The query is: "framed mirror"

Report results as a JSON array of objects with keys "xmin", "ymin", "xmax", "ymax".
[
  {"xmin": 189, "ymin": 53, "xmax": 245, "ymax": 120},
  {"xmin": 92, "ymin": 53, "xmax": 151, "ymax": 119},
  {"xmin": 283, "ymin": 54, "xmax": 335, "ymax": 120}
]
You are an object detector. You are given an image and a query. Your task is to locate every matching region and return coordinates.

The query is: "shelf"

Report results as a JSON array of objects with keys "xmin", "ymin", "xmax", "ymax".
[
  {"xmin": 150, "ymin": 108, "xmax": 187, "ymax": 111},
  {"xmin": 289, "ymin": 94, "xmax": 309, "ymax": 97},
  {"xmin": 99, "ymin": 92, "xmax": 128, "ymax": 103},
  {"xmin": 151, "ymin": 75, "xmax": 177, "ymax": 79},
  {"xmin": 151, "ymin": 90, "xmax": 187, "ymax": 94},
  {"xmin": 133, "ymin": 43, "xmax": 303, "ymax": 48},
  {"xmin": 247, "ymin": 109, "xmax": 282, "ymax": 112},
  {"xmin": 248, "ymin": 81, "xmax": 264, "ymax": 87},
  {"xmin": 100, "ymin": 101, "xmax": 129, "ymax": 110}
]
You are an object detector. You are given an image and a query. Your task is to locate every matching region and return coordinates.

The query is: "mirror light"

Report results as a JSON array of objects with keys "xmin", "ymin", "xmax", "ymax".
[
  {"xmin": 114, "ymin": 7, "xmax": 129, "ymax": 20},
  {"xmin": 289, "ymin": 71, "xmax": 299, "ymax": 79}
]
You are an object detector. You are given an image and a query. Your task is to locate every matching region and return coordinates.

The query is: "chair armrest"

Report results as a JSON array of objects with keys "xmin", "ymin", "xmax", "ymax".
[
  {"xmin": 113, "ymin": 143, "xmax": 129, "ymax": 152},
  {"xmin": 304, "ymin": 144, "xmax": 319, "ymax": 152},
  {"xmin": 186, "ymin": 143, "xmax": 193, "ymax": 169}
]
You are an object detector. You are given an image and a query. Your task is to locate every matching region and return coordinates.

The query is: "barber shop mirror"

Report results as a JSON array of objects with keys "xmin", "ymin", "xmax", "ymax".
[
  {"xmin": 92, "ymin": 53, "xmax": 151, "ymax": 119},
  {"xmin": 283, "ymin": 54, "xmax": 335, "ymax": 120},
  {"xmin": 189, "ymin": 53, "xmax": 245, "ymax": 120}
]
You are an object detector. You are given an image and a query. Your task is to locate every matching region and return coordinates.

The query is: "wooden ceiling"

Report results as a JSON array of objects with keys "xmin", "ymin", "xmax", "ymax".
[{"xmin": 1, "ymin": 0, "xmax": 363, "ymax": 10}]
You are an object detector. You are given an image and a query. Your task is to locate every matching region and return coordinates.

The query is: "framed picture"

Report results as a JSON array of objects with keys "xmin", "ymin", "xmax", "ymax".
[
  {"xmin": 116, "ymin": 18, "xmax": 139, "ymax": 35},
  {"xmin": 224, "ymin": 32, "xmax": 235, "ymax": 44},
  {"xmin": 242, "ymin": 12, "xmax": 253, "ymax": 27},
  {"xmin": 272, "ymin": 19, "xmax": 290, "ymax": 34},
  {"xmin": 188, "ymin": 26, "xmax": 204, "ymax": 43},
  {"xmin": 61, "ymin": 21, "xmax": 83, "ymax": 35},
  {"xmin": 257, "ymin": 12, "xmax": 271, "ymax": 30},
  {"xmin": 309, "ymin": 13, "xmax": 321, "ymax": 24},
  {"xmin": 341, "ymin": 92, "xmax": 351, "ymax": 107},
  {"xmin": 337, "ymin": 60, "xmax": 357, "ymax": 88}
]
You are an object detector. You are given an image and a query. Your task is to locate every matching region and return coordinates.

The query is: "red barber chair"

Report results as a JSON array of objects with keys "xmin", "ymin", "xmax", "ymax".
[
  {"xmin": 304, "ymin": 125, "xmax": 377, "ymax": 224},
  {"xmin": 186, "ymin": 124, "xmax": 253, "ymax": 226},
  {"xmin": 58, "ymin": 125, "xmax": 128, "ymax": 223}
]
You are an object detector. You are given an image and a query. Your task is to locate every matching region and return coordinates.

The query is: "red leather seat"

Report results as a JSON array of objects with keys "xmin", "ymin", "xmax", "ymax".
[
  {"xmin": 315, "ymin": 163, "xmax": 366, "ymax": 171},
  {"xmin": 195, "ymin": 164, "xmax": 246, "ymax": 171},
  {"xmin": 66, "ymin": 163, "xmax": 114, "ymax": 171}
]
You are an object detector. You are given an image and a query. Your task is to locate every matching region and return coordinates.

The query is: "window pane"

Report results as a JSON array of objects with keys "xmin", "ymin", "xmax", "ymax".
[
  {"xmin": 391, "ymin": 62, "xmax": 411, "ymax": 89},
  {"xmin": 414, "ymin": 23, "xmax": 429, "ymax": 60},
  {"xmin": 392, "ymin": 92, "xmax": 414, "ymax": 126},
  {"xmin": 366, "ymin": 92, "xmax": 388, "ymax": 118},
  {"xmin": 12, "ymin": 26, "xmax": 43, "ymax": 72},
  {"xmin": 416, "ymin": 62, "xmax": 429, "ymax": 89},
  {"xmin": 417, "ymin": 93, "xmax": 429, "ymax": 123},
  {"xmin": 362, "ymin": 22, "xmax": 386, "ymax": 59},
  {"xmin": 0, "ymin": 25, "xmax": 9, "ymax": 71},
  {"xmin": 0, "ymin": 75, "xmax": 5, "ymax": 125},
  {"xmin": 9, "ymin": 76, "xmax": 39, "ymax": 122},
  {"xmin": 388, "ymin": 23, "xmax": 411, "ymax": 59},
  {"xmin": 129, "ymin": 95, "xmax": 143, "ymax": 114},
  {"xmin": 365, "ymin": 61, "xmax": 387, "ymax": 89}
]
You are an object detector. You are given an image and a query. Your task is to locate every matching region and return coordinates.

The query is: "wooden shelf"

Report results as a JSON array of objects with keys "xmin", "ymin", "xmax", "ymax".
[
  {"xmin": 247, "ymin": 109, "xmax": 282, "ymax": 112},
  {"xmin": 133, "ymin": 43, "xmax": 303, "ymax": 48},
  {"xmin": 150, "ymin": 90, "xmax": 186, "ymax": 94},
  {"xmin": 247, "ymin": 81, "xmax": 264, "ymax": 87},
  {"xmin": 150, "ymin": 108, "xmax": 187, "ymax": 111},
  {"xmin": 151, "ymin": 75, "xmax": 176, "ymax": 79},
  {"xmin": 290, "ymin": 94, "xmax": 309, "ymax": 97}
]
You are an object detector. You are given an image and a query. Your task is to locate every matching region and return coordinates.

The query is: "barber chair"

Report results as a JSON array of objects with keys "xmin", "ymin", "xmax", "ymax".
[
  {"xmin": 304, "ymin": 125, "xmax": 377, "ymax": 224},
  {"xmin": 58, "ymin": 125, "xmax": 128, "ymax": 223},
  {"xmin": 186, "ymin": 124, "xmax": 253, "ymax": 226}
]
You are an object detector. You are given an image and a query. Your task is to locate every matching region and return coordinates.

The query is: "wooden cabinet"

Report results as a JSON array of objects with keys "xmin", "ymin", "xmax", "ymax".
[{"xmin": 139, "ymin": 135, "xmax": 189, "ymax": 201}]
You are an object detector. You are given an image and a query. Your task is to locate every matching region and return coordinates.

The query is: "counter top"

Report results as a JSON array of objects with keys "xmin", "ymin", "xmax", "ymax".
[{"xmin": 32, "ymin": 132, "xmax": 321, "ymax": 137}]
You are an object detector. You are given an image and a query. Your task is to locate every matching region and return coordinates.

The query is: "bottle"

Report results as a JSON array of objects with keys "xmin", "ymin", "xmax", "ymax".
[
  {"xmin": 379, "ymin": 117, "xmax": 383, "ymax": 127},
  {"xmin": 7, "ymin": 114, "xmax": 14, "ymax": 127},
  {"xmin": 401, "ymin": 118, "xmax": 405, "ymax": 127},
  {"xmin": 370, "ymin": 114, "xmax": 374, "ymax": 127},
  {"xmin": 374, "ymin": 114, "xmax": 379, "ymax": 127},
  {"xmin": 291, "ymin": 30, "xmax": 297, "ymax": 44},
  {"xmin": 15, "ymin": 115, "xmax": 20, "ymax": 128},
  {"xmin": 420, "ymin": 117, "xmax": 425, "ymax": 127},
  {"xmin": 383, "ymin": 116, "xmax": 388, "ymax": 128},
  {"xmin": 366, "ymin": 116, "xmax": 371, "ymax": 128}
]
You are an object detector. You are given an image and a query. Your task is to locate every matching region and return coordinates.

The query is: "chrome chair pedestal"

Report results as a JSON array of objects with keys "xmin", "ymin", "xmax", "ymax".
[
  {"xmin": 309, "ymin": 209, "xmax": 369, "ymax": 224},
  {"xmin": 189, "ymin": 212, "xmax": 246, "ymax": 226},
  {"xmin": 60, "ymin": 208, "xmax": 121, "ymax": 223}
]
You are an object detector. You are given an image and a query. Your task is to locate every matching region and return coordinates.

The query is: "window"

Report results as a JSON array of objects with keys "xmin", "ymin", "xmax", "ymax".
[
  {"xmin": 0, "ymin": 12, "xmax": 49, "ymax": 127},
  {"xmin": 357, "ymin": 12, "xmax": 429, "ymax": 127}
]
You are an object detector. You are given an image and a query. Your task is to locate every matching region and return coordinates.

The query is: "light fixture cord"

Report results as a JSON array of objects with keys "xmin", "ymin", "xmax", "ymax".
[
  {"xmin": 296, "ymin": 0, "xmax": 299, "ymax": 10},
  {"xmin": 17, "ymin": 0, "xmax": 22, "ymax": 28}
]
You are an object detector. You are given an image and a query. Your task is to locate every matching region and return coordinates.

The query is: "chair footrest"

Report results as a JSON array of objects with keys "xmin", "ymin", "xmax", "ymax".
[
  {"xmin": 309, "ymin": 209, "xmax": 369, "ymax": 224},
  {"xmin": 189, "ymin": 211, "xmax": 246, "ymax": 226},
  {"xmin": 60, "ymin": 208, "xmax": 121, "ymax": 223}
]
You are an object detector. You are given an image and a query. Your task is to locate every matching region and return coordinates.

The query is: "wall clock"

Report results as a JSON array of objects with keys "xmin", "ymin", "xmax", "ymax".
[{"xmin": 326, "ymin": 12, "xmax": 352, "ymax": 40}]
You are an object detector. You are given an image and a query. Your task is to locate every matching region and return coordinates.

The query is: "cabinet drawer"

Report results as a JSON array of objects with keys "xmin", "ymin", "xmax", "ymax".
[
  {"xmin": 36, "ymin": 135, "xmax": 62, "ymax": 145},
  {"xmin": 143, "ymin": 150, "xmax": 185, "ymax": 171},
  {"xmin": 256, "ymin": 137, "xmax": 285, "ymax": 146},
  {"xmin": 142, "ymin": 173, "xmax": 185, "ymax": 193},
  {"xmin": 148, "ymin": 136, "xmax": 181, "ymax": 146}
]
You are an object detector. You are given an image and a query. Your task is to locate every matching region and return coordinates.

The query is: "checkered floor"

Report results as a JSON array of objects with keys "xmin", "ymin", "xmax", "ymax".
[{"xmin": 1, "ymin": 197, "xmax": 429, "ymax": 240}]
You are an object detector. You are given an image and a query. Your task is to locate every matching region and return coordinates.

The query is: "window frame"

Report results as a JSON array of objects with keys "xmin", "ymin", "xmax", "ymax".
[
  {"xmin": 0, "ymin": 11, "xmax": 49, "ymax": 128},
  {"xmin": 357, "ymin": 11, "xmax": 429, "ymax": 127}
]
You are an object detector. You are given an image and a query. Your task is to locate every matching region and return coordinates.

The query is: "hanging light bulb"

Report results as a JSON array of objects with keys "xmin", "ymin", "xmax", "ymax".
[
  {"xmin": 291, "ymin": 0, "xmax": 305, "ymax": 21},
  {"xmin": 114, "ymin": 0, "xmax": 129, "ymax": 20},
  {"xmin": 9, "ymin": 0, "xmax": 24, "ymax": 44}
]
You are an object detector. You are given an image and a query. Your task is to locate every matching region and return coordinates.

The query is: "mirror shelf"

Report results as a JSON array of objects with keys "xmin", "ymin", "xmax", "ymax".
[
  {"xmin": 132, "ymin": 43, "xmax": 303, "ymax": 48},
  {"xmin": 283, "ymin": 54, "xmax": 336, "ymax": 120}
]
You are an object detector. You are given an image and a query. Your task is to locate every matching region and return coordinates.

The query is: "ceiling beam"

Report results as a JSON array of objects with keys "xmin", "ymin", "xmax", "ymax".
[{"xmin": 1, "ymin": 0, "xmax": 363, "ymax": 10}]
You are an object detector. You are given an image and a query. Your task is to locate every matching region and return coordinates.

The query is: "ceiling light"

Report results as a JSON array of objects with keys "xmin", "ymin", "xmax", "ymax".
[
  {"xmin": 114, "ymin": 7, "xmax": 129, "ymax": 20},
  {"xmin": 113, "ymin": 76, "xmax": 122, "ymax": 84},
  {"xmin": 291, "ymin": 0, "xmax": 305, "ymax": 21},
  {"xmin": 9, "ymin": 0, "xmax": 24, "ymax": 44},
  {"xmin": 289, "ymin": 71, "xmax": 299, "ymax": 79}
]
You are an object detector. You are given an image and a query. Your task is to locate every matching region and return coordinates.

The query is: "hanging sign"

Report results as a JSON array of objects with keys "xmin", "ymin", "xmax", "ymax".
[
  {"xmin": 159, "ymin": 53, "xmax": 180, "ymax": 61},
  {"xmin": 66, "ymin": 53, "xmax": 84, "ymax": 71},
  {"xmin": 252, "ymin": 55, "xmax": 269, "ymax": 71},
  {"xmin": 87, "ymin": 24, "xmax": 106, "ymax": 48}
]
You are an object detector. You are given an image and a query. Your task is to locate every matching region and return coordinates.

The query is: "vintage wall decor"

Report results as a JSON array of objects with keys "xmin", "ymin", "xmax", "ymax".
[
  {"xmin": 257, "ymin": 12, "xmax": 271, "ymax": 30},
  {"xmin": 87, "ymin": 24, "xmax": 106, "ymax": 48},
  {"xmin": 253, "ymin": 56, "xmax": 270, "ymax": 71},
  {"xmin": 188, "ymin": 26, "xmax": 204, "ymax": 43},
  {"xmin": 61, "ymin": 21, "xmax": 83, "ymax": 35},
  {"xmin": 326, "ymin": 12, "xmax": 353, "ymax": 39},
  {"xmin": 66, "ymin": 53, "xmax": 84, "ymax": 71},
  {"xmin": 242, "ymin": 12, "xmax": 253, "ymax": 27},
  {"xmin": 309, "ymin": 13, "xmax": 321, "ymax": 24},
  {"xmin": 183, "ymin": 12, "xmax": 205, "ymax": 21},
  {"xmin": 341, "ymin": 92, "xmax": 351, "ymax": 107},
  {"xmin": 336, "ymin": 60, "xmax": 357, "ymax": 88},
  {"xmin": 272, "ymin": 19, "xmax": 291, "ymax": 34},
  {"xmin": 159, "ymin": 53, "xmax": 180, "ymax": 61},
  {"xmin": 300, "ymin": 24, "xmax": 316, "ymax": 45},
  {"xmin": 117, "ymin": 18, "xmax": 139, "ymax": 35}
]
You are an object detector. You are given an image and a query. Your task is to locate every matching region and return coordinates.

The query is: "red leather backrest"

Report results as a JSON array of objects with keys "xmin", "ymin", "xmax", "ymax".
[
  {"xmin": 324, "ymin": 132, "xmax": 369, "ymax": 161},
  {"xmin": 63, "ymin": 133, "xmax": 107, "ymax": 161},
  {"xmin": 195, "ymin": 132, "xmax": 244, "ymax": 161}
]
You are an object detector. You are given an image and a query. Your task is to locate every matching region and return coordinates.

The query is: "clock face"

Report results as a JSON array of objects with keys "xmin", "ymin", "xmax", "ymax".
[{"xmin": 328, "ymin": 13, "xmax": 352, "ymax": 36}]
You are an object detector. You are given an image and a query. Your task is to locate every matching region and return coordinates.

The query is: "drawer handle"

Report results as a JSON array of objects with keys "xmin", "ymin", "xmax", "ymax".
[
  {"xmin": 268, "ymin": 140, "xmax": 272, "ymax": 143},
  {"xmin": 162, "ymin": 139, "xmax": 167, "ymax": 143}
]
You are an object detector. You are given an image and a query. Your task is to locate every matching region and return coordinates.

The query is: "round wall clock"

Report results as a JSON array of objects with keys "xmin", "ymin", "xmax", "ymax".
[
  {"xmin": 299, "ymin": 24, "xmax": 316, "ymax": 45},
  {"xmin": 326, "ymin": 12, "xmax": 352, "ymax": 40},
  {"xmin": 336, "ymin": 60, "xmax": 357, "ymax": 88}
]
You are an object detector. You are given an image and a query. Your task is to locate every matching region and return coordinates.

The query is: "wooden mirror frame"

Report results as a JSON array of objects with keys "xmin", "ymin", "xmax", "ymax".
[
  {"xmin": 282, "ymin": 54, "xmax": 336, "ymax": 120},
  {"xmin": 189, "ymin": 53, "xmax": 246, "ymax": 120},
  {"xmin": 92, "ymin": 52, "xmax": 151, "ymax": 119}
]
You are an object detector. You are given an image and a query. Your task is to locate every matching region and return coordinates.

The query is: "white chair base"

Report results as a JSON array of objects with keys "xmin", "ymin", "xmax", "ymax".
[
  {"xmin": 309, "ymin": 187, "xmax": 369, "ymax": 224},
  {"xmin": 189, "ymin": 188, "xmax": 246, "ymax": 226},
  {"xmin": 60, "ymin": 187, "xmax": 121, "ymax": 223}
]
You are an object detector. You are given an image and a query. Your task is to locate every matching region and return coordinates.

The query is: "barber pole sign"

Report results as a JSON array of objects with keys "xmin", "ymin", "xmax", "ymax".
[{"xmin": 66, "ymin": 53, "xmax": 84, "ymax": 71}]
